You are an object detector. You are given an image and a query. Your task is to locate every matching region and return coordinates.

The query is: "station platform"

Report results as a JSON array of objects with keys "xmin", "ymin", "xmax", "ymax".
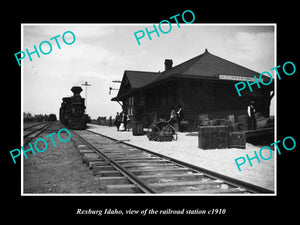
[{"xmin": 87, "ymin": 124, "xmax": 275, "ymax": 191}]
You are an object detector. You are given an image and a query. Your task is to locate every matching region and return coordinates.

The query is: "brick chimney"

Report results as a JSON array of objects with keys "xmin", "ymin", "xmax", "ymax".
[{"xmin": 164, "ymin": 59, "xmax": 173, "ymax": 71}]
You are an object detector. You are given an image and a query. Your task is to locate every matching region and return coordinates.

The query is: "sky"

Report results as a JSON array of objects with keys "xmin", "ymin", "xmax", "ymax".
[{"xmin": 22, "ymin": 24, "xmax": 275, "ymax": 119}]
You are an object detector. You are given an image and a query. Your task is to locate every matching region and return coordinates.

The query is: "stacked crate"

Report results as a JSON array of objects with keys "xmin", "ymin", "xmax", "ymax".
[
  {"xmin": 197, "ymin": 114, "xmax": 249, "ymax": 150},
  {"xmin": 227, "ymin": 131, "xmax": 246, "ymax": 149},
  {"xmin": 227, "ymin": 114, "xmax": 235, "ymax": 123},
  {"xmin": 226, "ymin": 115, "xmax": 238, "ymax": 132},
  {"xmin": 227, "ymin": 123, "xmax": 239, "ymax": 132},
  {"xmin": 237, "ymin": 115, "xmax": 248, "ymax": 131},
  {"xmin": 198, "ymin": 114, "xmax": 211, "ymax": 126},
  {"xmin": 198, "ymin": 126, "xmax": 228, "ymax": 150}
]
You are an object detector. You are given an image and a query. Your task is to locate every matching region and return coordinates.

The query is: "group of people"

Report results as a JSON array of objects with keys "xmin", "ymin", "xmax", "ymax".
[
  {"xmin": 111, "ymin": 101, "xmax": 256, "ymax": 133},
  {"xmin": 114, "ymin": 112, "xmax": 129, "ymax": 131},
  {"xmin": 113, "ymin": 106, "xmax": 184, "ymax": 132}
]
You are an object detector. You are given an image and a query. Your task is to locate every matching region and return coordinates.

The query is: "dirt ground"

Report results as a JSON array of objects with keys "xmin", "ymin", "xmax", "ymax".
[{"xmin": 23, "ymin": 122, "xmax": 100, "ymax": 194}]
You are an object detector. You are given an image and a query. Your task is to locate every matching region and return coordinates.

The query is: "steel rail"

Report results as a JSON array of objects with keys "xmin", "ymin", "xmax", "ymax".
[
  {"xmin": 74, "ymin": 132, "xmax": 158, "ymax": 194},
  {"xmin": 24, "ymin": 122, "xmax": 52, "ymax": 146},
  {"xmin": 86, "ymin": 129, "xmax": 274, "ymax": 194},
  {"xmin": 24, "ymin": 122, "xmax": 48, "ymax": 131}
]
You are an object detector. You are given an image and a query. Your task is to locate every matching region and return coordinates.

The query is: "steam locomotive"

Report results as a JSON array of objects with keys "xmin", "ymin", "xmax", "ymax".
[{"xmin": 59, "ymin": 86, "xmax": 90, "ymax": 130}]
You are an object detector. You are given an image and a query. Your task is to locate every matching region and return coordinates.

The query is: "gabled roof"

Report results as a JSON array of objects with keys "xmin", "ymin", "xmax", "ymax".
[
  {"xmin": 125, "ymin": 70, "xmax": 161, "ymax": 89},
  {"xmin": 112, "ymin": 49, "xmax": 271, "ymax": 101},
  {"xmin": 152, "ymin": 49, "xmax": 261, "ymax": 84},
  {"xmin": 111, "ymin": 70, "xmax": 160, "ymax": 101}
]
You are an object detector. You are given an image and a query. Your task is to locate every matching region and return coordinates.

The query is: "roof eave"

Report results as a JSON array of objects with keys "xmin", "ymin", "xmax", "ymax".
[{"xmin": 111, "ymin": 88, "xmax": 139, "ymax": 101}]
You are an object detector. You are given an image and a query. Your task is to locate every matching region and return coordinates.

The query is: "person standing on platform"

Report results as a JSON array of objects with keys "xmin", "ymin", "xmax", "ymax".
[
  {"xmin": 109, "ymin": 116, "xmax": 112, "ymax": 127},
  {"xmin": 119, "ymin": 112, "xmax": 125, "ymax": 131},
  {"xmin": 123, "ymin": 112, "xmax": 128, "ymax": 131},
  {"xmin": 169, "ymin": 107, "xmax": 176, "ymax": 126},
  {"xmin": 114, "ymin": 112, "xmax": 121, "ymax": 131},
  {"xmin": 177, "ymin": 105, "xmax": 184, "ymax": 132},
  {"xmin": 247, "ymin": 100, "xmax": 256, "ymax": 130}
]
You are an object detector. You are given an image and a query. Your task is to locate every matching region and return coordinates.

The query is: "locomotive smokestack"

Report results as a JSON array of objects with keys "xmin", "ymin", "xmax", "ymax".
[{"xmin": 71, "ymin": 86, "xmax": 83, "ymax": 97}]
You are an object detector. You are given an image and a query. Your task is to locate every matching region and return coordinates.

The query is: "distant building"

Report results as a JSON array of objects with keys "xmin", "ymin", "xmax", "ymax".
[{"xmin": 112, "ymin": 49, "xmax": 273, "ymax": 127}]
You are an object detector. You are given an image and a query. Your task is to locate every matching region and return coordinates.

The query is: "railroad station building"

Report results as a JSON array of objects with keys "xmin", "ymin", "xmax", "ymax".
[{"xmin": 111, "ymin": 49, "xmax": 273, "ymax": 128}]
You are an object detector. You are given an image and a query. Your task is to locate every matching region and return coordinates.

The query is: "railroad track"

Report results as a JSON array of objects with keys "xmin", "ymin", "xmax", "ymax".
[
  {"xmin": 72, "ymin": 129, "xmax": 273, "ymax": 195},
  {"xmin": 23, "ymin": 122, "xmax": 53, "ymax": 146}
]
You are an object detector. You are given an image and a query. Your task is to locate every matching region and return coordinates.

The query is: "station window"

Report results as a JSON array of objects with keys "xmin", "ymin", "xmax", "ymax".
[{"xmin": 128, "ymin": 96, "xmax": 134, "ymax": 116}]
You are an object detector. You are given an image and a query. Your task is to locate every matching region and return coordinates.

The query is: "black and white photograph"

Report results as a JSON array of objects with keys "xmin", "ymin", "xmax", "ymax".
[
  {"xmin": 21, "ymin": 24, "xmax": 276, "ymax": 195},
  {"xmin": 4, "ymin": 5, "xmax": 298, "ymax": 221}
]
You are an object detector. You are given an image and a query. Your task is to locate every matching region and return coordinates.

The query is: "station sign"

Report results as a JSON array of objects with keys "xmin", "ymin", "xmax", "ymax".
[{"xmin": 219, "ymin": 74, "xmax": 257, "ymax": 82}]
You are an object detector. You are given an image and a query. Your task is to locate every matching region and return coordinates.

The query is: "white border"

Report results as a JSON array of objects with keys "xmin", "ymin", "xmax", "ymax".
[
  {"xmin": 21, "ymin": 23, "xmax": 277, "ymax": 197},
  {"xmin": 21, "ymin": 23, "xmax": 24, "ymax": 194}
]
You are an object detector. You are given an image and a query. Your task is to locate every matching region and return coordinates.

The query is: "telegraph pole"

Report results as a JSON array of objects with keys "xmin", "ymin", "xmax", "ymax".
[{"xmin": 82, "ymin": 81, "xmax": 91, "ymax": 112}]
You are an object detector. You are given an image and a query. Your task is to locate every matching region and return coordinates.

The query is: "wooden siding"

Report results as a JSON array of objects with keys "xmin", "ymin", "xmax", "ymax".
[{"xmin": 123, "ymin": 78, "xmax": 271, "ymax": 127}]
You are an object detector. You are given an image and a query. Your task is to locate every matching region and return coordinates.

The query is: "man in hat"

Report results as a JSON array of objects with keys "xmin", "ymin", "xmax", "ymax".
[{"xmin": 247, "ymin": 100, "xmax": 256, "ymax": 130}]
